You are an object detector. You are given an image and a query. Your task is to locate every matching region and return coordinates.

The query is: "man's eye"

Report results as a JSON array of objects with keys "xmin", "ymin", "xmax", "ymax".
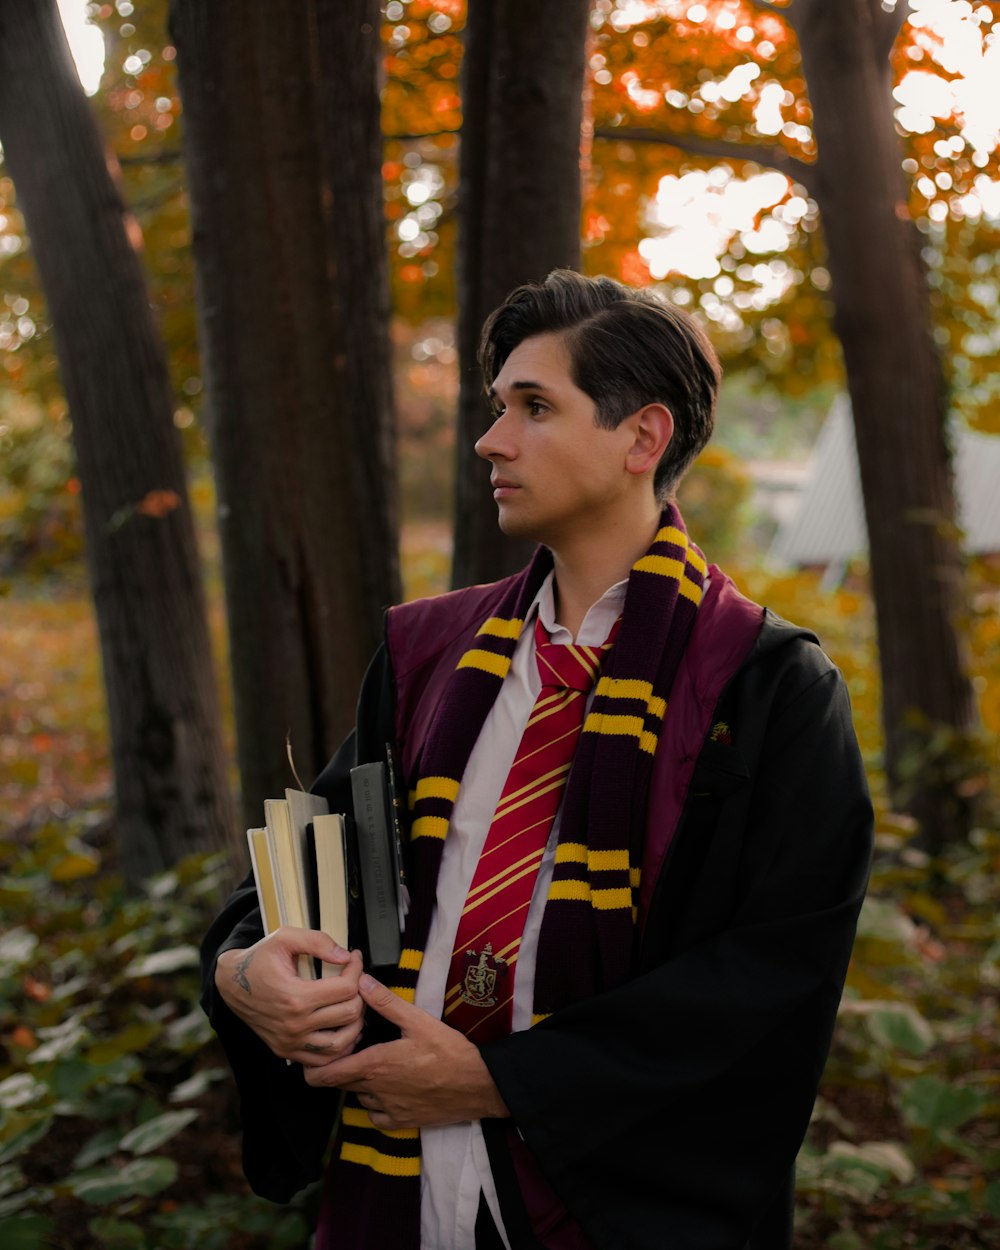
[{"xmin": 528, "ymin": 400, "xmax": 547, "ymax": 416}]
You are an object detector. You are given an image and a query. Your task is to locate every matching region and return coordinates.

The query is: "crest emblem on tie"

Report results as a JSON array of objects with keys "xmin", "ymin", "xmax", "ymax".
[{"xmin": 460, "ymin": 942, "xmax": 509, "ymax": 1008}]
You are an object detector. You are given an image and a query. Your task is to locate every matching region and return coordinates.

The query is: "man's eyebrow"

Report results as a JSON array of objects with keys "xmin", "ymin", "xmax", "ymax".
[{"xmin": 487, "ymin": 380, "xmax": 551, "ymax": 397}]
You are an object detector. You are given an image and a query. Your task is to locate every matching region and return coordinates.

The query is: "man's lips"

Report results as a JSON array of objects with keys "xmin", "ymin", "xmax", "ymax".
[{"xmin": 491, "ymin": 477, "xmax": 520, "ymax": 498}]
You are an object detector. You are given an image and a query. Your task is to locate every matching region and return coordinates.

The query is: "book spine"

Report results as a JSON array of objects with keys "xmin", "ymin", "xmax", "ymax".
[{"xmin": 351, "ymin": 765, "xmax": 401, "ymax": 967}]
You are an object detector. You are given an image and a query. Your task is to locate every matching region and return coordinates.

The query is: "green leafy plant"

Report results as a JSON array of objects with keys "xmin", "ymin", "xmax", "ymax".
[
  {"xmin": 0, "ymin": 819, "xmax": 315, "ymax": 1250},
  {"xmin": 797, "ymin": 823, "xmax": 1000, "ymax": 1247}
]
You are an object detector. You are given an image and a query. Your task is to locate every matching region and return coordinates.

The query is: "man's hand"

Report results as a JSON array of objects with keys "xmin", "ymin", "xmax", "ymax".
[
  {"xmin": 214, "ymin": 928, "xmax": 364, "ymax": 1066},
  {"xmin": 303, "ymin": 974, "xmax": 510, "ymax": 1130}
]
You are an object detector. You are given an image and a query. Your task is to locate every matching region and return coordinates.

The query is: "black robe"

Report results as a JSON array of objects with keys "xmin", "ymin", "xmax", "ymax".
[{"xmin": 201, "ymin": 607, "xmax": 873, "ymax": 1250}]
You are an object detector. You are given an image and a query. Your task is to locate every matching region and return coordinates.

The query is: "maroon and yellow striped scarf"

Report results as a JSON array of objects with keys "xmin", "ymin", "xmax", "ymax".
[{"xmin": 318, "ymin": 504, "xmax": 707, "ymax": 1247}]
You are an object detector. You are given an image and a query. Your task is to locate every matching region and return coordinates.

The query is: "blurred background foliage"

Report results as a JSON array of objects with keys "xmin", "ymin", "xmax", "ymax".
[
  {"xmin": 1, "ymin": 0, "xmax": 999, "ymax": 1246},
  {"xmin": 3, "ymin": 0, "xmax": 999, "ymax": 577}
]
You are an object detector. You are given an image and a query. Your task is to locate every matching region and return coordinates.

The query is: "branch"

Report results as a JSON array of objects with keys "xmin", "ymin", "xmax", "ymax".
[
  {"xmin": 383, "ymin": 129, "xmax": 459, "ymax": 142},
  {"xmin": 593, "ymin": 125, "xmax": 816, "ymax": 190},
  {"xmin": 746, "ymin": 0, "xmax": 789, "ymax": 17},
  {"xmin": 117, "ymin": 149, "xmax": 182, "ymax": 166}
]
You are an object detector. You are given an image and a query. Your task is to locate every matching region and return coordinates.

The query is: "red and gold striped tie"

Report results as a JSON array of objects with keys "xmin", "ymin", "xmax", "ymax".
[{"xmin": 443, "ymin": 615, "xmax": 619, "ymax": 1042}]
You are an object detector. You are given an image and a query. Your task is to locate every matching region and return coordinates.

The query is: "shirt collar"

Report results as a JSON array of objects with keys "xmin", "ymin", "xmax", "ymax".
[{"xmin": 529, "ymin": 570, "xmax": 627, "ymax": 646}]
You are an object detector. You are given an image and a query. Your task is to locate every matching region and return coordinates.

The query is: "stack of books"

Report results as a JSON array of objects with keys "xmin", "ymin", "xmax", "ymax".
[{"xmin": 246, "ymin": 758, "xmax": 408, "ymax": 977}]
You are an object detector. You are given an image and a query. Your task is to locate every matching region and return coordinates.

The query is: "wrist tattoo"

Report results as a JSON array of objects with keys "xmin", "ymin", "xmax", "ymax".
[{"xmin": 232, "ymin": 951, "xmax": 254, "ymax": 994}]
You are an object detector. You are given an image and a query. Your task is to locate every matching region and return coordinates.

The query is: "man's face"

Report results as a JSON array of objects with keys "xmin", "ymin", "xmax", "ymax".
[{"xmin": 475, "ymin": 332, "xmax": 637, "ymax": 548}]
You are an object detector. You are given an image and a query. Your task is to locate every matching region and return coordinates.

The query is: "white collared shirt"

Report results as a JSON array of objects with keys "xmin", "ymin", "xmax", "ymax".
[{"xmin": 415, "ymin": 571, "xmax": 627, "ymax": 1250}]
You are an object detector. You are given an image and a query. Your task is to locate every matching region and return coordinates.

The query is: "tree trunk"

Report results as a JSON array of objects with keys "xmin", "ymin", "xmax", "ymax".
[
  {"xmin": 170, "ymin": 1, "xmax": 398, "ymax": 827},
  {"xmin": 169, "ymin": 1, "xmax": 399, "ymax": 827},
  {"xmin": 0, "ymin": 0, "xmax": 239, "ymax": 884},
  {"xmin": 790, "ymin": 0, "xmax": 978, "ymax": 849},
  {"xmin": 314, "ymin": 0, "xmax": 401, "ymax": 622},
  {"xmin": 451, "ymin": 0, "xmax": 592, "ymax": 588}
]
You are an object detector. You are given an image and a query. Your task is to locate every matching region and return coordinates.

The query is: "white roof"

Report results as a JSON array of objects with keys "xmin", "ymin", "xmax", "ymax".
[{"xmin": 770, "ymin": 396, "xmax": 1000, "ymax": 565}]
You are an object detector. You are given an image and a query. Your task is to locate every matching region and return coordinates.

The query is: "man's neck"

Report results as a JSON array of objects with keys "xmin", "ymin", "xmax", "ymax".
[{"xmin": 549, "ymin": 507, "xmax": 662, "ymax": 640}]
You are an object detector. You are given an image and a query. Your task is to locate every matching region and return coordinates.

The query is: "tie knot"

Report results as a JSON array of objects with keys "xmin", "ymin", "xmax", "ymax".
[{"xmin": 534, "ymin": 617, "xmax": 612, "ymax": 692}]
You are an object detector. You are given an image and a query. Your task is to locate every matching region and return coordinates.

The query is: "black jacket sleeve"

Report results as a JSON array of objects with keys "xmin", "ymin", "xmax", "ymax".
[
  {"xmin": 479, "ymin": 649, "xmax": 874, "ymax": 1250},
  {"xmin": 198, "ymin": 643, "xmax": 396, "ymax": 1203}
]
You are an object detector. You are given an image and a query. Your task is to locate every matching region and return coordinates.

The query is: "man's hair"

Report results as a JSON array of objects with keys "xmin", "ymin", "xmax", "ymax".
[{"xmin": 478, "ymin": 269, "xmax": 722, "ymax": 500}]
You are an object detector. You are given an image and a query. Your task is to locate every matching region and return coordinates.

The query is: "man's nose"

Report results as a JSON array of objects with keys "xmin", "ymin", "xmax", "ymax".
[{"xmin": 474, "ymin": 409, "xmax": 515, "ymax": 462}]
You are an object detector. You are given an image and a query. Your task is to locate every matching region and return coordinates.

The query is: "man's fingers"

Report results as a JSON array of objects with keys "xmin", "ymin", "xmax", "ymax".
[
  {"xmin": 300, "ymin": 1044, "xmax": 375, "ymax": 1087},
  {"xmin": 297, "ymin": 951, "xmax": 364, "ymax": 1011},
  {"xmin": 271, "ymin": 926, "xmax": 353, "ymax": 966},
  {"xmin": 369, "ymin": 1109, "xmax": 408, "ymax": 1131},
  {"xmin": 358, "ymin": 974, "xmax": 423, "ymax": 1031},
  {"xmin": 291, "ymin": 1019, "xmax": 365, "ymax": 1067},
  {"xmin": 264, "ymin": 990, "xmax": 364, "ymax": 1047},
  {"xmin": 319, "ymin": 944, "xmax": 359, "ymax": 970},
  {"xmin": 315, "ymin": 947, "xmax": 363, "ymax": 980},
  {"xmin": 301, "ymin": 993, "xmax": 365, "ymax": 1033}
]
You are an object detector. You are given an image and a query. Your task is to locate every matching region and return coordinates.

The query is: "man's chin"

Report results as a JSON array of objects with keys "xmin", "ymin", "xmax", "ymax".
[{"xmin": 495, "ymin": 505, "xmax": 538, "ymax": 543}]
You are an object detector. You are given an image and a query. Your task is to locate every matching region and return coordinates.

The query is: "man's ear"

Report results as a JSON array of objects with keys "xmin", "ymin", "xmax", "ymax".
[{"xmin": 625, "ymin": 403, "xmax": 674, "ymax": 478}]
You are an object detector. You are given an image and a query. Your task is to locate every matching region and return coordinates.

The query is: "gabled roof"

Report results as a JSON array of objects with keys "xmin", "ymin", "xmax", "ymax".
[{"xmin": 770, "ymin": 396, "xmax": 1000, "ymax": 565}]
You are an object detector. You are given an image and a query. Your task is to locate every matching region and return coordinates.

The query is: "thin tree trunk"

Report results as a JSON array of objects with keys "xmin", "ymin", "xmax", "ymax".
[
  {"xmin": 451, "ymin": 0, "xmax": 592, "ymax": 588},
  {"xmin": 170, "ymin": 1, "xmax": 395, "ymax": 826},
  {"xmin": 0, "ymin": 0, "xmax": 238, "ymax": 884},
  {"xmin": 790, "ymin": 0, "xmax": 978, "ymax": 849}
]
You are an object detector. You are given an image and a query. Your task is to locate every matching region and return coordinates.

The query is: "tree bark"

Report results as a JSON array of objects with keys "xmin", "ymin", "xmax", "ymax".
[
  {"xmin": 790, "ymin": 0, "xmax": 978, "ymax": 848},
  {"xmin": 314, "ymin": 0, "xmax": 401, "ymax": 620},
  {"xmin": 451, "ymin": 0, "xmax": 592, "ymax": 588},
  {"xmin": 170, "ymin": 0, "xmax": 398, "ymax": 826},
  {"xmin": 0, "ymin": 0, "xmax": 239, "ymax": 884}
]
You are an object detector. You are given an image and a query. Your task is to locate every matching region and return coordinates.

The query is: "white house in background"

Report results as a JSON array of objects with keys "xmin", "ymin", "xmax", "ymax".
[{"xmin": 769, "ymin": 395, "xmax": 1000, "ymax": 575}]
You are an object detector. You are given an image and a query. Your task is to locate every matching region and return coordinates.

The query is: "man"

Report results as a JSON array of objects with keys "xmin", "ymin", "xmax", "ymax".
[{"xmin": 202, "ymin": 270, "xmax": 873, "ymax": 1250}]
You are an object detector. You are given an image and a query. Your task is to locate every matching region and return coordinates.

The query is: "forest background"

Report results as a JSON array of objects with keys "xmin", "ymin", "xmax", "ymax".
[{"xmin": 0, "ymin": 1, "xmax": 998, "ymax": 1247}]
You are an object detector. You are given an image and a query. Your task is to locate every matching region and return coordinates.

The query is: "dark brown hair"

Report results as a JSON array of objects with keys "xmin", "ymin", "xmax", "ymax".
[{"xmin": 479, "ymin": 269, "xmax": 721, "ymax": 499}]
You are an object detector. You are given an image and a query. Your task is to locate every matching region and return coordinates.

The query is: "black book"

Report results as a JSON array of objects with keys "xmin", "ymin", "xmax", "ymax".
[{"xmin": 350, "ymin": 761, "xmax": 404, "ymax": 968}]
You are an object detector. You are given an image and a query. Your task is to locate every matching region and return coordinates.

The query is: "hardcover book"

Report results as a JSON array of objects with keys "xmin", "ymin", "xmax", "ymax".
[{"xmin": 350, "ymin": 763, "xmax": 403, "ymax": 968}]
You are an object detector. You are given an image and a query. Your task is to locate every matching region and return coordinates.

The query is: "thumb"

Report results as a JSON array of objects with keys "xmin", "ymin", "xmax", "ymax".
[
  {"xmin": 359, "ymin": 974, "xmax": 422, "ymax": 1033},
  {"xmin": 318, "ymin": 941, "xmax": 356, "ymax": 970},
  {"xmin": 273, "ymin": 926, "xmax": 351, "ymax": 965}
]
